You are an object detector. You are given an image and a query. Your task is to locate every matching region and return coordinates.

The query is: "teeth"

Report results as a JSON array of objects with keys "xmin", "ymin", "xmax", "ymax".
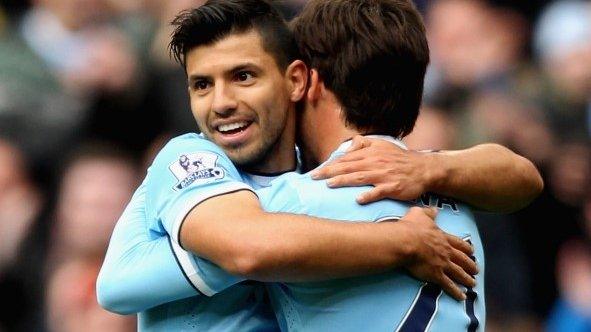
[{"xmin": 218, "ymin": 122, "xmax": 248, "ymax": 133}]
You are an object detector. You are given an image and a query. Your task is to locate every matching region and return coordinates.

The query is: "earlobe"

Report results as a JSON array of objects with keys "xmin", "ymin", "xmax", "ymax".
[{"xmin": 287, "ymin": 60, "xmax": 308, "ymax": 102}]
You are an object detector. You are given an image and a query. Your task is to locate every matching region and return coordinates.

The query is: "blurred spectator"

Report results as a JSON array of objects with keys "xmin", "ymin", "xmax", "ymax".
[
  {"xmin": 0, "ymin": 0, "xmax": 163, "ymax": 178},
  {"xmin": 461, "ymin": 91, "xmax": 556, "ymax": 166},
  {"xmin": 548, "ymin": 143, "xmax": 591, "ymax": 207},
  {"xmin": 0, "ymin": 139, "xmax": 43, "ymax": 332},
  {"xmin": 51, "ymin": 143, "xmax": 138, "ymax": 259},
  {"xmin": 547, "ymin": 194, "xmax": 591, "ymax": 332},
  {"xmin": 424, "ymin": 0, "xmax": 529, "ymax": 106},
  {"xmin": 404, "ymin": 106, "xmax": 458, "ymax": 150},
  {"xmin": 0, "ymin": 19, "xmax": 85, "ymax": 176},
  {"xmin": 143, "ymin": 0, "xmax": 201, "ymax": 135},
  {"xmin": 43, "ymin": 142, "xmax": 139, "ymax": 332},
  {"xmin": 0, "ymin": 139, "xmax": 42, "ymax": 271},
  {"xmin": 533, "ymin": 0, "xmax": 591, "ymax": 141},
  {"xmin": 46, "ymin": 257, "xmax": 135, "ymax": 332}
]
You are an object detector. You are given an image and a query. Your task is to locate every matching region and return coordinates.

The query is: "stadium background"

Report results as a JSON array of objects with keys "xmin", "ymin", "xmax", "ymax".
[{"xmin": 0, "ymin": 0, "xmax": 589, "ymax": 331}]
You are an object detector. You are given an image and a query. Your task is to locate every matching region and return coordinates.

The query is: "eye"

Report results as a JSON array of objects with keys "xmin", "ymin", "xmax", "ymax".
[
  {"xmin": 193, "ymin": 80, "xmax": 211, "ymax": 91},
  {"xmin": 235, "ymin": 71, "xmax": 254, "ymax": 82}
]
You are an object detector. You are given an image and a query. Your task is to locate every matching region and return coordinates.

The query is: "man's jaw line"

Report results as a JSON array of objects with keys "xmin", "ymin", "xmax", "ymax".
[{"xmin": 203, "ymin": 126, "xmax": 297, "ymax": 175}]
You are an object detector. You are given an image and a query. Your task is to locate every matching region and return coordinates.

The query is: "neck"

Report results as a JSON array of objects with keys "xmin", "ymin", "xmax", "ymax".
[
  {"xmin": 244, "ymin": 147, "xmax": 296, "ymax": 175},
  {"xmin": 310, "ymin": 102, "xmax": 360, "ymax": 164},
  {"xmin": 315, "ymin": 121, "xmax": 359, "ymax": 164},
  {"xmin": 299, "ymin": 86, "xmax": 361, "ymax": 168}
]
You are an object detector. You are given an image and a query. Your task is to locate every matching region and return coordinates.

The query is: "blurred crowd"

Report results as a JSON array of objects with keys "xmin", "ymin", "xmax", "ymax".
[{"xmin": 0, "ymin": 0, "xmax": 589, "ymax": 331}]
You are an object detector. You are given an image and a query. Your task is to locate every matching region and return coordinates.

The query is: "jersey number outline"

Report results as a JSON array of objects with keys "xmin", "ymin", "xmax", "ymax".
[{"xmin": 396, "ymin": 237, "xmax": 479, "ymax": 332}]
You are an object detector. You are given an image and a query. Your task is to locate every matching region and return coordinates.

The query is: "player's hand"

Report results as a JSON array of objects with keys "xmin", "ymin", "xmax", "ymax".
[
  {"xmin": 310, "ymin": 136, "xmax": 441, "ymax": 204},
  {"xmin": 398, "ymin": 207, "xmax": 478, "ymax": 301}
]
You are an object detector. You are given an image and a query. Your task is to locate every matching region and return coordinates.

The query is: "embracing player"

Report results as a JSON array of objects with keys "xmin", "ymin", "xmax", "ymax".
[{"xmin": 97, "ymin": 0, "xmax": 542, "ymax": 331}]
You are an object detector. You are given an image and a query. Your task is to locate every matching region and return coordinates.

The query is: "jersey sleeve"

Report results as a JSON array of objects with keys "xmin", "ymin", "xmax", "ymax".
[
  {"xmin": 145, "ymin": 135, "xmax": 251, "ymax": 296},
  {"xmin": 97, "ymin": 180, "xmax": 198, "ymax": 314}
]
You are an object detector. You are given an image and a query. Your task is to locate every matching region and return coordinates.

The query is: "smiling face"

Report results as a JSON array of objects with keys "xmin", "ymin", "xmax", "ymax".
[{"xmin": 186, "ymin": 29, "xmax": 297, "ymax": 171}]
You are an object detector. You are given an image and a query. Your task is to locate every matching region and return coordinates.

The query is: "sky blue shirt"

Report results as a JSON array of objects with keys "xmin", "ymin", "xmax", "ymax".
[
  {"xmin": 98, "ymin": 134, "xmax": 485, "ymax": 332},
  {"xmin": 257, "ymin": 137, "xmax": 486, "ymax": 332},
  {"xmin": 98, "ymin": 133, "xmax": 278, "ymax": 331}
]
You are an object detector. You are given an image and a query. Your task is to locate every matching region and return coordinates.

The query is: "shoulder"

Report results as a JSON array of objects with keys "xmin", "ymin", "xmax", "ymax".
[
  {"xmin": 152, "ymin": 134, "xmax": 234, "ymax": 172},
  {"xmin": 257, "ymin": 172, "xmax": 308, "ymax": 212},
  {"xmin": 146, "ymin": 134, "xmax": 244, "ymax": 199}
]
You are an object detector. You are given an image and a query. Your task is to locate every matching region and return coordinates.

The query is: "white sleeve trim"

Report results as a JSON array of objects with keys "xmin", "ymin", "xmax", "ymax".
[
  {"xmin": 170, "ymin": 182, "xmax": 255, "ymax": 244},
  {"xmin": 168, "ymin": 181, "xmax": 255, "ymax": 296},
  {"xmin": 169, "ymin": 240, "xmax": 217, "ymax": 296}
]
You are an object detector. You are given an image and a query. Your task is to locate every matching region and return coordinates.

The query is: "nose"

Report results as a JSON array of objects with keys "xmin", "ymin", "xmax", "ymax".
[{"xmin": 211, "ymin": 82, "xmax": 238, "ymax": 117}]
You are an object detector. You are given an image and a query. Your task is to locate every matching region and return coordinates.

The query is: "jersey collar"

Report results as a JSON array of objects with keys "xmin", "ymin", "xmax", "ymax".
[{"xmin": 326, "ymin": 135, "xmax": 407, "ymax": 164}]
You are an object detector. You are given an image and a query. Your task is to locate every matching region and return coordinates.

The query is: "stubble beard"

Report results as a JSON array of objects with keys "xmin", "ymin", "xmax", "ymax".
[{"xmin": 229, "ymin": 130, "xmax": 283, "ymax": 172}]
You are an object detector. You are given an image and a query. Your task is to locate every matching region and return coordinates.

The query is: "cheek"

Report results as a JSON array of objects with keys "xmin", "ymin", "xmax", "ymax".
[
  {"xmin": 263, "ymin": 99, "xmax": 288, "ymax": 133},
  {"xmin": 190, "ymin": 98, "xmax": 210, "ymax": 128},
  {"xmin": 246, "ymin": 86, "xmax": 280, "ymax": 122}
]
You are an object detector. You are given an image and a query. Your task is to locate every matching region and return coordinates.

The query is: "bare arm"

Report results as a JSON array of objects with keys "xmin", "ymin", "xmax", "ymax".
[
  {"xmin": 311, "ymin": 136, "xmax": 543, "ymax": 212},
  {"xmin": 180, "ymin": 190, "xmax": 476, "ymax": 300},
  {"xmin": 427, "ymin": 144, "xmax": 543, "ymax": 212}
]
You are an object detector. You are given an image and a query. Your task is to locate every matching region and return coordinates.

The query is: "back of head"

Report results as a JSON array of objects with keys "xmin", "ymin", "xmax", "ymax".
[
  {"xmin": 293, "ymin": 0, "xmax": 429, "ymax": 138},
  {"xmin": 169, "ymin": 0, "xmax": 298, "ymax": 72}
]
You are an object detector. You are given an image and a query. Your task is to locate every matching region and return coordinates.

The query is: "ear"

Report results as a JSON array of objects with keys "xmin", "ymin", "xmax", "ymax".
[
  {"xmin": 285, "ymin": 60, "xmax": 308, "ymax": 102},
  {"xmin": 306, "ymin": 69, "xmax": 322, "ymax": 104}
]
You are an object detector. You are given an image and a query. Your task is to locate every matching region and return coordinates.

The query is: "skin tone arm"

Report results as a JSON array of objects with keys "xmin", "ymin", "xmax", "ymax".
[
  {"xmin": 180, "ymin": 190, "xmax": 477, "ymax": 301},
  {"xmin": 311, "ymin": 136, "xmax": 544, "ymax": 213}
]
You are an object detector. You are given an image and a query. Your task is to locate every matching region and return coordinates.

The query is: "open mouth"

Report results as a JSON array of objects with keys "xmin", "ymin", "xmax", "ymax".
[{"xmin": 216, "ymin": 121, "xmax": 252, "ymax": 135}]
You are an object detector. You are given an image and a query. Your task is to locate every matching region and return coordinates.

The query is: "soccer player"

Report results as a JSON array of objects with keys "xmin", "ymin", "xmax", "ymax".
[
  {"xmin": 97, "ymin": 0, "xmax": 541, "ymax": 330},
  {"xmin": 257, "ymin": 0, "xmax": 485, "ymax": 330}
]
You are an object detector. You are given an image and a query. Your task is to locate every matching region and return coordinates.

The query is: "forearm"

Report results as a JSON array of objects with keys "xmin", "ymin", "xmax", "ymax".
[
  {"xmin": 211, "ymin": 214, "xmax": 412, "ymax": 282},
  {"xmin": 427, "ymin": 143, "xmax": 543, "ymax": 212},
  {"xmin": 97, "ymin": 184, "xmax": 198, "ymax": 314},
  {"xmin": 180, "ymin": 192, "xmax": 414, "ymax": 282},
  {"xmin": 97, "ymin": 238, "xmax": 197, "ymax": 314}
]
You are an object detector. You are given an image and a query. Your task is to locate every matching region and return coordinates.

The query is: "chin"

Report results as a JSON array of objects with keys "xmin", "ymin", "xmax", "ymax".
[
  {"xmin": 225, "ymin": 147, "xmax": 258, "ymax": 166},
  {"xmin": 232, "ymin": 147, "xmax": 272, "ymax": 170}
]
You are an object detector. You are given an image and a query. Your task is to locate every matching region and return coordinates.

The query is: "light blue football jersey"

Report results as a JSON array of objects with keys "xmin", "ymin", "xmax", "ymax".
[
  {"xmin": 97, "ymin": 178, "xmax": 199, "ymax": 314},
  {"xmin": 257, "ymin": 136, "xmax": 486, "ymax": 332},
  {"xmin": 98, "ymin": 133, "xmax": 279, "ymax": 331}
]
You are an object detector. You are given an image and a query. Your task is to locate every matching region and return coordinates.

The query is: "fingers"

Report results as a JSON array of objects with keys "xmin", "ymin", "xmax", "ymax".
[
  {"xmin": 445, "ymin": 262, "xmax": 476, "ymax": 289},
  {"xmin": 356, "ymin": 187, "xmax": 388, "ymax": 205},
  {"xmin": 345, "ymin": 135, "xmax": 371, "ymax": 152},
  {"xmin": 326, "ymin": 171, "xmax": 379, "ymax": 189},
  {"xmin": 438, "ymin": 274, "xmax": 466, "ymax": 301},
  {"xmin": 422, "ymin": 207, "xmax": 438, "ymax": 220},
  {"xmin": 451, "ymin": 248, "xmax": 479, "ymax": 276},
  {"xmin": 334, "ymin": 149, "xmax": 372, "ymax": 163},
  {"xmin": 402, "ymin": 206, "xmax": 437, "ymax": 222},
  {"xmin": 446, "ymin": 234, "xmax": 473, "ymax": 256},
  {"xmin": 311, "ymin": 160, "xmax": 371, "ymax": 180}
]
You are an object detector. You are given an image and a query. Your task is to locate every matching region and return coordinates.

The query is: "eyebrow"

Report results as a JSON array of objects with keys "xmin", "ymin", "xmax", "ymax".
[
  {"xmin": 229, "ymin": 62, "xmax": 260, "ymax": 73},
  {"xmin": 188, "ymin": 62, "xmax": 261, "ymax": 83},
  {"xmin": 188, "ymin": 74, "xmax": 209, "ymax": 85}
]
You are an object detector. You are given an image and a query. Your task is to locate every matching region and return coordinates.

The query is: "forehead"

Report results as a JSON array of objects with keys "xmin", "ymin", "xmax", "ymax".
[{"xmin": 186, "ymin": 30, "xmax": 281, "ymax": 75}]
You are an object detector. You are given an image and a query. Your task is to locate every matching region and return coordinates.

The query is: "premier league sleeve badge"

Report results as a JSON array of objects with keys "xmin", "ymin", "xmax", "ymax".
[{"xmin": 168, "ymin": 152, "xmax": 225, "ymax": 190}]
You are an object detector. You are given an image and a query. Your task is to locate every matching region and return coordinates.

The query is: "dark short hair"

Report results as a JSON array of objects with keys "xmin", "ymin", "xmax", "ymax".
[
  {"xmin": 169, "ymin": 0, "xmax": 298, "ymax": 71},
  {"xmin": 292, "ymin": 0, "xmax": 430, "ymax": 138}
]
